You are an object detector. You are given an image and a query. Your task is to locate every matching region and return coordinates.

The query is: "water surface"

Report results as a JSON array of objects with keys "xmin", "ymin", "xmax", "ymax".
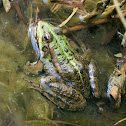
[{"xmin": 0, "ymin": 0, "xmax": 125, "ymax": 126}]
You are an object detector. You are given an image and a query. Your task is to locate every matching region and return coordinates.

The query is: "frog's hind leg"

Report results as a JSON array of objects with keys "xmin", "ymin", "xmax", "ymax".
[
  {"xmin": 88, "ymin": 61, "xmax": 101, "ymax": 98},
  {"xmin": 40, "ymin": 76, "xmax": 87, "ymax": 111}
]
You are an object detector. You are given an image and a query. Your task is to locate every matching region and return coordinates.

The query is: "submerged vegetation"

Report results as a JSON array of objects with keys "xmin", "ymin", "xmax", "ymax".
[{"xmin": 0, "ymin": 0, "xmax": 126, "ymax": 125}]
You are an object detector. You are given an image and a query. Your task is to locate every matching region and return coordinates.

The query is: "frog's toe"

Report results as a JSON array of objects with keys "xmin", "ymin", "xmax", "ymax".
[{"xmin": 24, "ymin": 60, "xmax": 43, "ymax": 75}]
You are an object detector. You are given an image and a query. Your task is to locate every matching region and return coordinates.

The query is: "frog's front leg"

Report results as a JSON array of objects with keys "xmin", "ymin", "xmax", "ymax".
[
  {"xmin": 89, "ymin": 61, "xmax": 101, "ymax": 98},
  {"xmin": 39, "ymin": 76, "xmax": 87, "ymax": 111},
  {"xmin": 24, "ymin": 60, "xmax": 43, "ymax": 75},
  {"xmin": 24, "ymin": 24, "xmax": 44, "ymax": 75}
]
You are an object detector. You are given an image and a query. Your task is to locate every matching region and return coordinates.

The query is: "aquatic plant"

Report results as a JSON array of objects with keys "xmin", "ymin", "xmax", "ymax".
[{"xmin": 114, "ymin": 117, "xmax": 126, "ymax": 125}]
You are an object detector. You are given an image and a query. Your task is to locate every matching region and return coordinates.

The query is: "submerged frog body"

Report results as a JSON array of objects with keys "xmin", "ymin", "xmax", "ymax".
[{"xmin": 26, "ymin": 21, "xmax": 100, "ymax": 111}]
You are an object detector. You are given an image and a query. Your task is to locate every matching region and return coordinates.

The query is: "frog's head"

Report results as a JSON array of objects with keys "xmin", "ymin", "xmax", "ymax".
[
  {"xmin": 36, "ymin": 21, "xmax": 57, "ymax": 57},
  {"xmin": 36, "ymin": 21, "xmax": 63, "ymax": 58}
]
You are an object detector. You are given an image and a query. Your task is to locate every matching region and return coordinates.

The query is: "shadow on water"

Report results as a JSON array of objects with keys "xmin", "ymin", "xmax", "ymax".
[{"xmin": 0, "ymin": 0, "xmax": 126, "ymax": 126}]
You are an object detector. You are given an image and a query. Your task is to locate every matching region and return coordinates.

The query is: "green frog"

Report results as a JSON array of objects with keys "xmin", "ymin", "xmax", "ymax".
[{"xmin": 25, "ymin": 21, "xmax": 100, "ymax": 111}]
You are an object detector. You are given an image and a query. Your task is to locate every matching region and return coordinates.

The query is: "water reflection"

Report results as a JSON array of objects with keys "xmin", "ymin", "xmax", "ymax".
[{"xmin": 0, "ymin": 0, "xmax": 125, "ymax": 126}]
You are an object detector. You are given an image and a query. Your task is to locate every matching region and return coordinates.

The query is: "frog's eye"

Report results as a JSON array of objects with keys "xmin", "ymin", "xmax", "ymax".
[
  {"xmin": 42, "ymin": 32, "xmax": 53, "ymax": 43},
  {"xmin": 42, "ymin": 46, "xmax": 48, "ymax": 52}
]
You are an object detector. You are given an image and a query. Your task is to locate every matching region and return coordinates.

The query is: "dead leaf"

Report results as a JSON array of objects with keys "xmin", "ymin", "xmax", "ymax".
[{"xmin": 3, "ymin": 0, "xmax": 11, "ymax": 13}]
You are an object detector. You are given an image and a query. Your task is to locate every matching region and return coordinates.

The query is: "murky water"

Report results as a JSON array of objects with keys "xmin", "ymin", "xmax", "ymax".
[{"xmin": 0, "ymin": 0, "xmax": 126, "ymax": 126}]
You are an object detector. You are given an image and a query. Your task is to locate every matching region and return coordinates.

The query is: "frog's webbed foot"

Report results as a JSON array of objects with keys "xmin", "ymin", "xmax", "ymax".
[
  {"xmin": 22, "ymin": 77, "xmax": 42, "ymax": 92},
  {"xmin": 24, "ymin": 60, "xmax": 43, "ymax": 75},
  {"xmin": 40, "ymin": 76, "xmax": 87, "ymax": 111}
]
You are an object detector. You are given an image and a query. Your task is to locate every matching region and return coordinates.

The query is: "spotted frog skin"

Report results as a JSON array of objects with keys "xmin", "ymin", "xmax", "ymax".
[{"xmin": 26, "ymin": 21, "xmax": 100, "ymax": 111}]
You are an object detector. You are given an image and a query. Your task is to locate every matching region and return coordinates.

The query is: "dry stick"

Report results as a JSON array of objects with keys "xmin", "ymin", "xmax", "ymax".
[
  {"xmin": 58, "ymin": 7, "xmax": 78, "ymax": 27},
  {"xmin": 15, "ymin": 2, "xmax": 28, "ymax": 26},
  {"xmin": 113, "ymin": 0, "xmax": 126, "ymax": 30},
  {"xmin": 51, "ymin": 4, "xmax": 62, "ymax": 13},
  {"xmin": 59, "ymin": 0, "xmax": 125, "ymax": 32},
  {"xmin": 51, "ymin": 0, "xmax": 84, "ymax": 7},
  {"xmin": 7, "ymin": 120, "xmax": 14, "ymax": 126},
  {"xmin": 6, "ymin": 103, "xmax": 12, "ymax": 113},
  {"xmin": 58, "ymin": 0, "xmax": 84, "ymax": 27},
  {"xmin": 62, "ymin": 18, "xmax": 110, "ymax": 34},
  {"xmin": 62, "ymin": 10, "xmax": 126, "ymax": 34},
  {"xmin": 113, "ymin": 0, "xmax": 126, "ymax": 47},
  {"xmin": 115, "ymin": 10, "xmax": 126, "ymax": 18}
]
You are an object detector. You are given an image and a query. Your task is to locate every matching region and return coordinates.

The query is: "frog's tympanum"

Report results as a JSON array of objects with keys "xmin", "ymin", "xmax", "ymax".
[{"xmin": 25, "ymin": 21, "xmax": 100, "ymax": 111}]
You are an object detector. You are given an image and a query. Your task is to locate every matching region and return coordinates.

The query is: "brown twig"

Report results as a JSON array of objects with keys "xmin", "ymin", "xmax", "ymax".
[
  {"xmin": 6, "ymin": 103, "xmax": 12, "ymax": 113},
  {"xmin": 15, "ymin": 2, "xmax": 28, "ymax": 26},
  {"xmin": 51, "ymin": 0, "xmax": 84, "ymax": 8},
  {"xmin": 62, "ymin": 18, "xmax": 110, "ymax": 34},
  {"xmin": 62, "ymin": 9, "xmax": 126, "ymax": 34}
]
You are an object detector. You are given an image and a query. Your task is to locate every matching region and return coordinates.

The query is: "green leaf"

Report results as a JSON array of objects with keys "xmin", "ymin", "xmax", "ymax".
[{"xmin": 114, "ymin": 53, "xmax": 122, "ymax": 58}]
